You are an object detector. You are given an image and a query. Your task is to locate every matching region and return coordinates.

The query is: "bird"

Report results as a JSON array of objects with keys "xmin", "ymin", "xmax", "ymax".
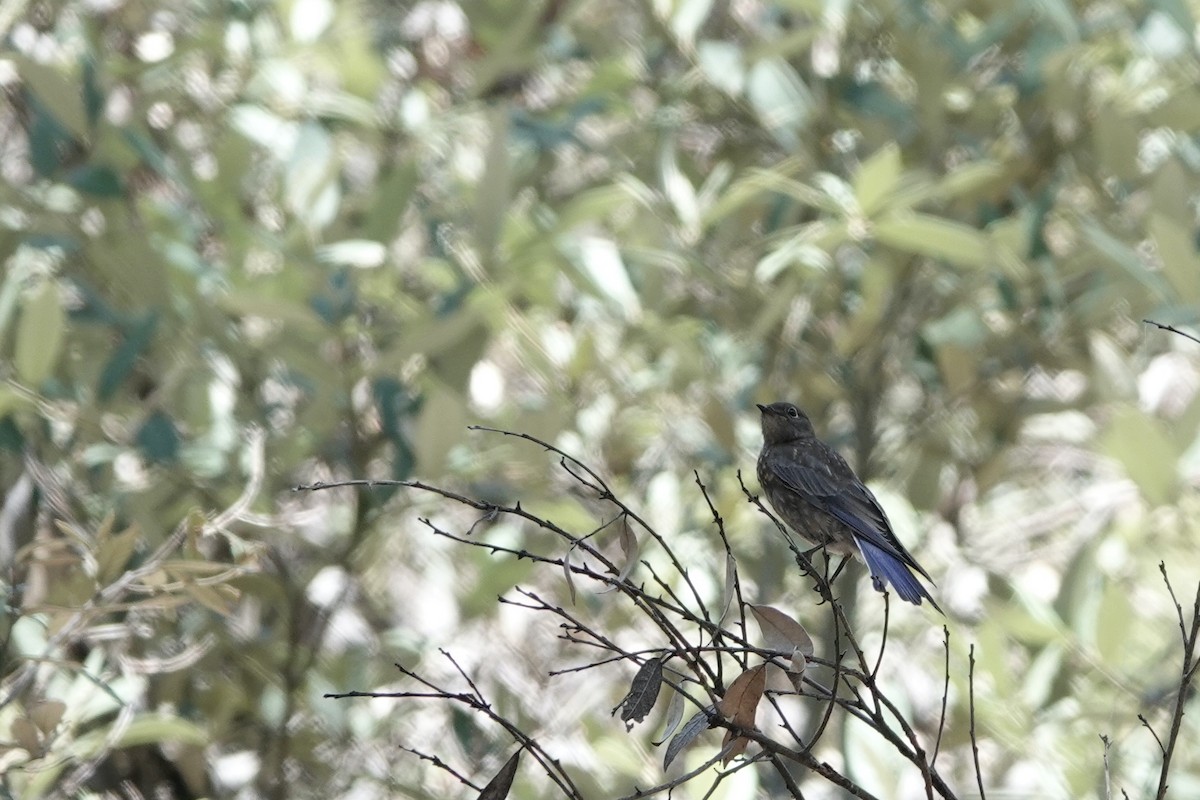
[{"xmin": 756, "ymin": 401, "xmax": 941, "ymax": 611}]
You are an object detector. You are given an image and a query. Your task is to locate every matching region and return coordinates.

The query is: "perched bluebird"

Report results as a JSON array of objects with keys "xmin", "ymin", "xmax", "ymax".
[{"xmin": 756, "ymin": 402, "xmax": 940, "ymax": 611}]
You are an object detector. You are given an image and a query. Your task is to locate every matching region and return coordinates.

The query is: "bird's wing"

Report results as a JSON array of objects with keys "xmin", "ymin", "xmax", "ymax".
[{"xmin": 767, "ymin": 447, "xmax": 933, "ymax": 581}]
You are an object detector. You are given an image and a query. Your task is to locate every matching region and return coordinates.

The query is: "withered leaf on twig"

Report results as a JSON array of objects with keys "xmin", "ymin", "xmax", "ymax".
[
  {"xmin": 614, "ymin": 656, "xmax": 663, "ymax": 730},
  {"xmin": 750, "ymin": 604, "xmax": 813, "ymax": 688},
  {"xmin": 601, "ymin": 517, "xmax": 641, "ymax": 593},
  {"xmin": 29, "ymin": 700, "xmax": 66, "ymax": 734},
  {"xmin": 717, "ymin": 663, "xmax": 767, "ymax": 764},
  {"xmin": 652, "ymin": 675, "xmax": 686, "ymax": 745},
  {"xmin": 10, "ymin": 716, "xmax": 42, "ymax": 757},
  {"xmin": 663, "ymin": 704, "xmax": 717, "ymax": 769},
  {"xmin": 718, "ymin": 549, "xmax": 737, "ymax": 623},
  {"xmin": 477, "ymin": 750, "xmax": 520, "ymax": 800},
  {"xmin": 562, "ymin": 542, "xmax": 578, "ymax": 605},
  {"xmin": 617, "ymin": 517, "xmax": 639, "ymax": 580}
]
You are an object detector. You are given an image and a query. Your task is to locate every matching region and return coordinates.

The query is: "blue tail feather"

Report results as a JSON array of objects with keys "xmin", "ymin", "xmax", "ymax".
[{"xmin": 856, "ymin": 538, "xmax": 942, "ymax": 613}]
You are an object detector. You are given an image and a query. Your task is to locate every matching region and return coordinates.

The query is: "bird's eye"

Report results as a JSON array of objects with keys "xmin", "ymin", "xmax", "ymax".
[{"xmin": 787, "ymin": 406, "xmax": 799, "ymax": 418}]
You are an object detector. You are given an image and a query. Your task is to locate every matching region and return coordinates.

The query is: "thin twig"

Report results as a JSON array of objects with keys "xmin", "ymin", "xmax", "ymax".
[
  {"xmin": 932, "ymin": 625, "xmax": 951, "ymax": 765},
  {"xmin": 398, "ymin": 745, "xmax": 480, "ymax": 790},
  {"xmin": 695, "ymin": 470, "xmax": 750, "ymax": 652},
  {"xmin": 1139, "ymin": 714, "xmax": 1165, "ymax": 756},
  {"xmin": 468, "ymin": 425, "xmax": 716, "ymax": 626},
  {"xmin": 1099, "ymin": 735, "xmax": 1112, "ymax": 800},
  {"xmin": 1151, "ymin": 566, "xmax": 1200, "ymax": 800},
  {"xmin": 617, "ymin": 742, "xmax": 736, "ymax": 800},
  {"xmin": 1143, "ymin": 318, "xmax": 1200, "ymax": 346},
  {"xmin": 872, "ymin": 593, "xmax": 891, "ymax": 681},
  {"xmin": 309, "ymin": 429, "xmax": 966, "ymax": 800},
  {"xmin": 969, "ymin": 644, "xmax": 987, "ymax": 800}
]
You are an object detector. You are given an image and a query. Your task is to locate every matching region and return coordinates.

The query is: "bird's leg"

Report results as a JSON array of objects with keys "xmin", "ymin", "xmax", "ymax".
[
  {"xmin": 827, "ymin": 555, "xmax": 851, "ymax": 583},
  {"xmin": 801, "ymin": 543, "xmax": 825, "ymax": 559},
  {"xmin": 803, "ymin": 545, "xmax": 840, "ymax": 606}
]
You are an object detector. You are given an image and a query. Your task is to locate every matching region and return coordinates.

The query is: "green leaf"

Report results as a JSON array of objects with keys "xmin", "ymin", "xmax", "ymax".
[
  {"xmin": 82, "ymin": 58, "xmax": 104, "ymax": 127},
  {"xmin": 315, "ymin": 239, "xmax": 387, "ymax": 268},
  {"xmin": 746, "ymin": 58, "xmax": 812, "ymax": 150},
  {"xmin": 309, "ymin": 269, "xmax": 356, "ymax": 324},
  {"xmin": 836, "ymin": 258, "xmax": 895, "ymax": 355},
  {"xmin": 136, "ymin": 411, "xmax": 180, "ymax": 465},
  {"xmin": 697, "ymin": 40, "xmax": 745, "ymax": 95},
  {"xmin": 98, "ymin": 313, "xmax": 159, "ymax": 402},
  {"xmin": 0, "ymin": 417, "xmax": 24, "ymax": 453},
  {"xmin": 73, "ymin": 713, "xmax": 208, "ymax": 754},
  {"xmin": 725, "ymin": 168, "xmax": 843, "ymax": 216},
  {"xmin": 66, "ymin": 165, "xmax": 123, "ymax": 197},
  {"xmin": 15, "ymin": 280, "xmax": 66, "ymax": 386},
  {"xmin": 18, "ymin": 58, "xmax": 89, "ymax": 141},
  {"xmin": 285, "ymin": 122, "xmax": 338, "ymax": 230},
  {"xmin": 28, "ymin": 104, "xmax": 73, "ymax": 178},
  {"xmin": 1101, "ymin": 406, "xmax": 1179, "ymax": 506},
  {"xmin": 572, "ymin": 236, "xmax": 641, "ymax": 320},
  {"xmin": 923, "ymin": 307, "xmax": 988, "ymax": 348},
  {"xmin": 1149, "ymin": 214, "xmax": 1200, "ymax": 304},
  {"xmin": 97, "ymin": 525, "xmax": 142, "ymax": 583},
  {"xmin": 874, "ymin": 212, "xmax": 989, "ymax": 268},
  {"xmin": 362, "ymin": 160, "xmax": 418, "ymax": 241},
  {"xmin": 0, "ymin": 387, "xmax": 33, "ymax": 421},
  {"xmin": 122, "ymin": 129, "xmax": 177, "ymax": 179},
  {"xmin": 1095, "ymin": 579, "xmax": 1133, "ymax": 665},
  {"xmin": 853, "ymin": 143, "xmax": 902, "ymax": 216},
  {"xmin": 671, "ymin": 0, "xmax": 714, "ymax": 45},
  {"xmin": 219, "ymin": 291, "xmax": 326, "ymax": 331},
  {"xmin": 934, "ymin": 161, "xmax": 1008, "ymax": 201},
  {"xmin": 1080, "ymin": 220, "xmax": 1171, "ymax": 300},
  {"xmin": 473, "ymin": 109, "xmax": 513, "ymax": 261},
  {"xmin": 413, "ymin": 383, "xmax": 468, "ymax": 476},
  {"xmin": 1094, "ymin": 108, "xmax": 1140, "ymax": 181}
]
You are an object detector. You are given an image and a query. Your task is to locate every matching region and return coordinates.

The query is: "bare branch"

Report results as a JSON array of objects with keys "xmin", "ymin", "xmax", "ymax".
[
  {"xmin": 308, "ymin": 430, "xmax": 972, "ymax": 799},
  {"xmin": 398, "ymin": 745, "xmax": 481, "ymax": 791},
  {"xmin": 1143, "ymin": 319, "xmax": 1200, "ymax": 346},
  {"xmin": 969, "ymin": 645, "xmax": 987, "ymax": 800},
  {"xmin": 1151, "ymin": 566, "xmax": 1200, "ymax": 800},
  {"xmin": 932, "ymin": 625, "xmax": 951, "ymax": 765}
]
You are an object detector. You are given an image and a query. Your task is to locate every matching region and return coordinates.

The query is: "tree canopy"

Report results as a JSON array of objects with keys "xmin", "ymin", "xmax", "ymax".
[{"xmin": 2, "ymin": 0, "xmax": 1200, "ymax": 797}]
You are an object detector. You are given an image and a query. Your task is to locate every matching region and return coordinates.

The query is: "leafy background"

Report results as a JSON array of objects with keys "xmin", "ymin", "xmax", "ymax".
[{"xmin": 2, "ymin": 0, "xmax": 1200, "ymax": 797}]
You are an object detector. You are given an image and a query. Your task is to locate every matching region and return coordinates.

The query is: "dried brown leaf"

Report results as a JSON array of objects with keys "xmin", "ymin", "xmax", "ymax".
[
  {"xmin": 788, "ymin": 650, "xmax": 808, "ymax": 689},
  {"xmin": 786, "ymin": 665, "xmax": 805, "ymax": 694},
  {"xmin": 29, "ymin": 701, "xmax": 66, "ymax": 734},
  {"xmin": 11, "ymin": 717, "xmax": 41, "ymax": 756},
  {"xmin": 718, "ymin": 664, "xmax": 767, "ymax": 764},
  {"xmin": 477, "ymin": 750, "xmax": 520, "ymax": 800},
  {"xmin": 750, "ymin": 604, "xmax": 814, "ymax": 658}
]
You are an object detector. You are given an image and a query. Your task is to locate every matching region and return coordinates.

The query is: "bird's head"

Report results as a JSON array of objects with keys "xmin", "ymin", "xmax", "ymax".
[{"xmin": 756, "ymin": 402, "xmax": 816, "ymax": 444}]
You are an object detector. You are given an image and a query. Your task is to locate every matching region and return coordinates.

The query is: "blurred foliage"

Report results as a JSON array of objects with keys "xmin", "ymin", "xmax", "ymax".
[{"xmin": 2, "ymin": 0, "xmax": 1200, "ymax": 797}]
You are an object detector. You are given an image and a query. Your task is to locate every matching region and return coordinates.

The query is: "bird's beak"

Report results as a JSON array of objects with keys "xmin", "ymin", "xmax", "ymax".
[{"xmin": 756, "ymin": 404, "xmax": 768, "ymax": 414}]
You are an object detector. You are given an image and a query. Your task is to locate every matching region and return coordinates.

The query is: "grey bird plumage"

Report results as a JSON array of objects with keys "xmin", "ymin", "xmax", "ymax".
[{"xmin": 756, "ymin": 401, "xmax": 940, "ymax": 611}]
